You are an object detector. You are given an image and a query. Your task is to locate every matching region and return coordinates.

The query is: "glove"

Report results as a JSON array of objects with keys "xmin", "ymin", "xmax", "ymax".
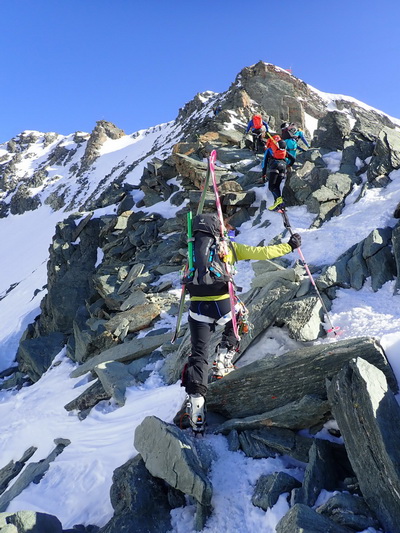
[{"xmin": 288, "ymin": 233, "xmax": 301, "ymax": 250}]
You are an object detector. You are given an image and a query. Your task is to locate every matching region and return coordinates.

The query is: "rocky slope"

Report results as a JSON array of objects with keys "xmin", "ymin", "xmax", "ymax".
[{"xmin": 1, "ymin": 61, "xmax": 400, "ymax": 532}]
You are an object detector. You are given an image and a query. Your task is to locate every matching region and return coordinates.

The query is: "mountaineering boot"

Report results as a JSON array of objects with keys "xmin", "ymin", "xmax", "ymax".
[
  {"xmin": 268, "ymin": 196, "xmax": 284, "ymax": 211},
  {"xmin": 186, "ymin": 394, "xmax": 206, "ymax": 434},
  {"xmin": 212, "ymin": 343, "xmax": 236, "ymax": 380}
]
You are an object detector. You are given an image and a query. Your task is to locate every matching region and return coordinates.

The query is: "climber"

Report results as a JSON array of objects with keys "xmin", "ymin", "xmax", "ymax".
[
  {"xmin": 281, "ymin": 122, "xmax": 310, "ymax": 154},
  {"xmin": 245, "ymin": 113, "xmax": 269, "ymax": 153},
  {"xmin": 177, "ymin": 212, "xmax": 301, "ymax": 434},
  {"xmin": 262, "ymin": 135, "xmax": 295, "ymax": 211},
  {"xmin": 213, "ymin": 104, "xmax": 222, "ymax": 116}
]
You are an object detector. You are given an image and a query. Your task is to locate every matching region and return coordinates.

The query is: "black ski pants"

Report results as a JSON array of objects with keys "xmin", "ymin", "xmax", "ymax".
[
  {"xmin": 268, "ymin": 160, "xmax": 287, "ymax": 200},
  {"xmin": 185, "ymin": 299, "xmax": 237, "ymax": 397}
]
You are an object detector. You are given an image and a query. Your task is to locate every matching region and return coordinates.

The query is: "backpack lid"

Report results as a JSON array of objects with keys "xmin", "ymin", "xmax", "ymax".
[{"xmin": 192, "ymin": 212, "xmax": 221, "ymax": 237}]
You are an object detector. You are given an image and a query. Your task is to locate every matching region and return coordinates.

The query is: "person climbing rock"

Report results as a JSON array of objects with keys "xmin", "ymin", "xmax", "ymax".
[
  {"xmin": 245, "ymin": 113, "xmax": 269, "ymax": 153},
  {"xmin": 262, "ymin": 135, "xmax": 295, "ymax": 211},
  {"xmin": 177, "ymin": 212, "xmax": 301, "ymax": 434}
]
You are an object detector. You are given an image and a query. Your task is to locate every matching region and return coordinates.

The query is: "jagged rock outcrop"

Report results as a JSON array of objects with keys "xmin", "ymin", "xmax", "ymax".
[
  {"xmin": 2, "ymin": 61, "xmax": 400, "ymax": 532},
  {"xmin": 134, "ymin": 416, "xmax": 213, "ymax": 530},
  {"xmin": 0, "ymin": 510, "xmax": 64, "ymax": 533},
  {"xmin": 327, "ymin": 357, "xmax": 400, "ymax": 533},
  {"xmin": 98, "ymin": 454, "xmax": 182, "ymax": 533},
  {"xmin": 276, "ymin": 503, "xmax": 352, "ymax": 533},
  {"xmin": 318, "ymin": 226, "xmax": 397, "ymax": 293},
  {"xmin": 78, "ymin": 121, "xmax": 125, "ymax": 175},
  {"xmin": 0, "ymin": 440, "xmax": 70, "ymax": 513},
  {"xmin": 206, "ymin": 337, "xmax": 397, "ymax": 419}
]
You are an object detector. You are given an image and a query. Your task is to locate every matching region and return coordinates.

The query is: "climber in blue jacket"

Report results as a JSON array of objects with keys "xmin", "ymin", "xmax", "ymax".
[{"xmin": 281, "ymin": 122, "xmax": 310, "ymax": 163}]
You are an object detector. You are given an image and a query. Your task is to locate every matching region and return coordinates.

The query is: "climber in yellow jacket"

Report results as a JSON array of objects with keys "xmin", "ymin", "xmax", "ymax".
[{"xmin": 180, "ymin": 212, "xmax": 301, "ymax": 433}]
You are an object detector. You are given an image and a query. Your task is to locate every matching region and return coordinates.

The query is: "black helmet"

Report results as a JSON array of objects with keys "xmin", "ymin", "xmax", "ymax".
[
  {"xmin": 278, "ymin": 140, "xmax": 287, "ymax": 149},
  {"xmin": 281, "ymin": 122, "xmax": 289, "ymax": 129}
]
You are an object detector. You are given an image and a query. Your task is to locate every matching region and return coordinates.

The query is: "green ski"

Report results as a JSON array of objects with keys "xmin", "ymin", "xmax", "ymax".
[{"xmin": 171, "ymin": 211, "xmax": 193, "ymax": 344}]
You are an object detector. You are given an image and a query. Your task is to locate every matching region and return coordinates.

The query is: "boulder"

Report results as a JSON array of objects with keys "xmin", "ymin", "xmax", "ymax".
[
  {"xmin": 316, "ymin": 492, "xmax": 380, "ymax": 531},
  {"xmin": 0, "ymin": 440, "xmax": 70, "ymax": 512},
  {"xmin": 252, "ymin": 472, "xmax": 301, "ymax": 511},
  {"xmin": 98, "ymin": 455, "xmax": 181, "ymax": 533},
  {"xmin": 134, "ymin": 416, "xmax": 212, "ymax": 506},
  {"xmin": 216, "ymin": 395, "xmax": 331, "ymax": 434},
  {"xmin": 327, "ymin": 357, "xmax": 400, "ymax": 533},
  {"xmin": 206, "ymin": 337, "xmax": 397, "ymax": 419},
  {"xmin": 0, "ymin": 511, "xmax": 63, "ymax": 533},
  {"xmin": 134, "ymin": 416, "xmax": 213, "ymax": 530},
  {"xmin": 16, "ymin": 332, "xmax": 65, "ymax": 382},
  {"xmin": 0, "ymin": 447, "xmax": 37, "ymax": 496},
  {"xmin": 276, "ymin": 503, "xmax": 352, "ymax": 533},
  {"xmin": 70, "ymin": 332, "xmax": 171, "ymax": 378},
  {"xmin": 292, "ymin": 439, "xmax": 353, "ymax": 506}
]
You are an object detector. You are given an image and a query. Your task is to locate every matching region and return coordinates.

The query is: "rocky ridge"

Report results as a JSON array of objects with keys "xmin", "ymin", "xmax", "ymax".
[{"xmin": 1, "ymin": 61, "xmax": 400, "ymax": 532}]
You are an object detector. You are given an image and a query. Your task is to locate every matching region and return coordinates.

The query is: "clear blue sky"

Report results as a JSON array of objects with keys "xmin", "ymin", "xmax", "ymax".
[{"xmin": 1, "ymin": 0, "xmax": 399, "ymax": 143}]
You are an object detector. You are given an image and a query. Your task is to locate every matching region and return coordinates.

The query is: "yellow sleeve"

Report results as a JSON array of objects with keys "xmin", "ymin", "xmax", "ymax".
[{"xmin": 231, "ymin": 241, "xmax": 292, "ymax": 261}]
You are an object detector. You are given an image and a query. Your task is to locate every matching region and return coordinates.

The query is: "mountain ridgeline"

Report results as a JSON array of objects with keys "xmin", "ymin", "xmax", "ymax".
[{"xmin": 1, "ymin": 61, "xmax": 400, "ymax": 532}]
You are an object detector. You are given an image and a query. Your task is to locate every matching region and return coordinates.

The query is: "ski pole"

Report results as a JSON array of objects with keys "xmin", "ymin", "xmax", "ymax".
[{"xmin": 282, "ymin": 210, "xmax": 340, "ymax": 337}]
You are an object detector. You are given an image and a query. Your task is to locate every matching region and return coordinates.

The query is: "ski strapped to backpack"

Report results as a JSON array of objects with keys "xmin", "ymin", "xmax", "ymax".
[
  {"xmin": 209, "ymin": 149, "xmax": 241, "ymax": 341},
  {"xmin": 279, "ymin": 207, "xmax": 341, "ymax": 338},
  {"xmin": 171, "ymin": 150, "xmax": 245, "ymax": 343},
  {"xmin": 171, "ymin": 211, "xmax": 193, "ymax": 344}
]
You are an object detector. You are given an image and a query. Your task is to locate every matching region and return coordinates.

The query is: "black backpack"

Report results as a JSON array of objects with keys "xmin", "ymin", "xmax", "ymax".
[{"xmin": 183, "ymin": 213, "xmax": 233, "ymax": 297}]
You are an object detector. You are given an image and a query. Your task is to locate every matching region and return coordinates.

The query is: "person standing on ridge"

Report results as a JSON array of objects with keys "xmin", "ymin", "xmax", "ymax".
[
  {"xmin": 178, "ymin": 212, "xmax": 301, "ymax": 434},
  {"xmin": 245, "ymin": 113, "xmax": 269, "ymax": 153},
  {"xmin": 262, "ymin": 135, "xmax": 295, "ymax": 211}
]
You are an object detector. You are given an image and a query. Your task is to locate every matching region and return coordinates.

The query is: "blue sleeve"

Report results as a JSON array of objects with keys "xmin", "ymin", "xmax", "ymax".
[
  {"xmin": 262, "ymin": 149, "xmax": 271, "ymax": 173},
  {"xmin": 245, "ymin": 119, "xmax": 253, "ymax": 133},
  {"xmin": 297, "ymin": 131, "xmax": 309, "ymax": 147},
  {"xmin": 263, "ymin": 121, "xmax": 269, "ymax": 131}
]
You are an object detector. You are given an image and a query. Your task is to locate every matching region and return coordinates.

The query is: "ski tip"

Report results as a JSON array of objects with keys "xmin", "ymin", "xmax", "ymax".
[{"xmin": 327, "ymin": 326, "xmax": 342, "ymax": 338}]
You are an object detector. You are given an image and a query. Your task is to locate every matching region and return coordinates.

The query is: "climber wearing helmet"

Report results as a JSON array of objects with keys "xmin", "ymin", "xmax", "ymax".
[{"xmin": 262, "ymin": 135, "xmax": 295, "ymax": 211}]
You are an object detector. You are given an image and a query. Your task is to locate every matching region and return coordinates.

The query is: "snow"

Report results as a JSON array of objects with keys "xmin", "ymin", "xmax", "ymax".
[{"xmin": 0, "ymin": 125, "xmax": 399, "ymax": 532}]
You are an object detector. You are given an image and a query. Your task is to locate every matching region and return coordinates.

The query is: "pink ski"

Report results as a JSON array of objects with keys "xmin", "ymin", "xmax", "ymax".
[{"xmin": 209, "ymin": 150, "xmax": 240, "ymax": 341}]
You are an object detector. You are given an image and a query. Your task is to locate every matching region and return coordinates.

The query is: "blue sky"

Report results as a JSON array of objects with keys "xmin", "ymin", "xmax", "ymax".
[{"xmin": 1, "ymin": 0, "xmax": 399, "ymax": 143}]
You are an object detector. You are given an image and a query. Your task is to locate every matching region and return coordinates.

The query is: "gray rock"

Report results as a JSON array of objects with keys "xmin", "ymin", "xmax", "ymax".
[
  {"xmin": 249, "ymin": 427, "xmax": 313, "ymax": 463},
  {"xmin": 98, "ymin": 455, "xmax": 178, "ymax": 533},
  {"xmin": 238, "ymin": 431, "xmax": 275, "ymax": 459},
  {"xmin": 70, "ymin": 332, "xmax": 171, "ymax": 378},
  {"xmin": 363, "ymin": 228, "xmax": 396, "ymax": 291},
  {"xmin": 316, "ymin": 492, "xmax": 380, "ymax": 531},
  {"xmin": 216, "ymin": 395, "xmax": 331, "ymax": 433},
  {"xmin": 0, "ymin": 447, "xmax": 37, "ymax": 495},
  {"xmin": 134, "ymin": 416, "xmax": 212, "ymax": 507},
  {"xmin": 313, "ymin": 111, "xmax": 352, "ymax": 151},
  {"xmin": 207, "ymin": 337, "xmax": 396, "ymax": 419},
  {"xmin": 0, "ymin": 511, "xmax": 63, "ymax": 532},
  {"xmin": 252, "ymin": 472, "xmax": 301, "ymax": 511},
  {"xmin": 276, "ymin": 503, "xmax": 352, "ymax": 533},
  {"xmin": 292, "ymin": 439, "xmax": 351, "ymax": 506},
  {"xmin": 327, "ymin": 357, "xmax": 400, "ymax": 533},
  {"xmin": 118, "ymin": 269, "xmax": 146, "ymax": 295},
  {"xmin": 93, "ymin": 360, "xmax": 138, "ymax": 406},
  {"xmin": 16, "ymin": 332, "xmax": 65, "ymax": 382},
  {"xmin": 104, "ymin": 302, "xmax": 161, "ymax": 335},
  {"xmin": 64, "ymin": 379, "xmax": 110, "ymax": 414},
  {"xmin": 275, "ymin": 295, "xmax": 325, "ymax": 341},
  {"xmin": 0, "ymin": 440, "xmax": 70, "ymax": 512}
]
